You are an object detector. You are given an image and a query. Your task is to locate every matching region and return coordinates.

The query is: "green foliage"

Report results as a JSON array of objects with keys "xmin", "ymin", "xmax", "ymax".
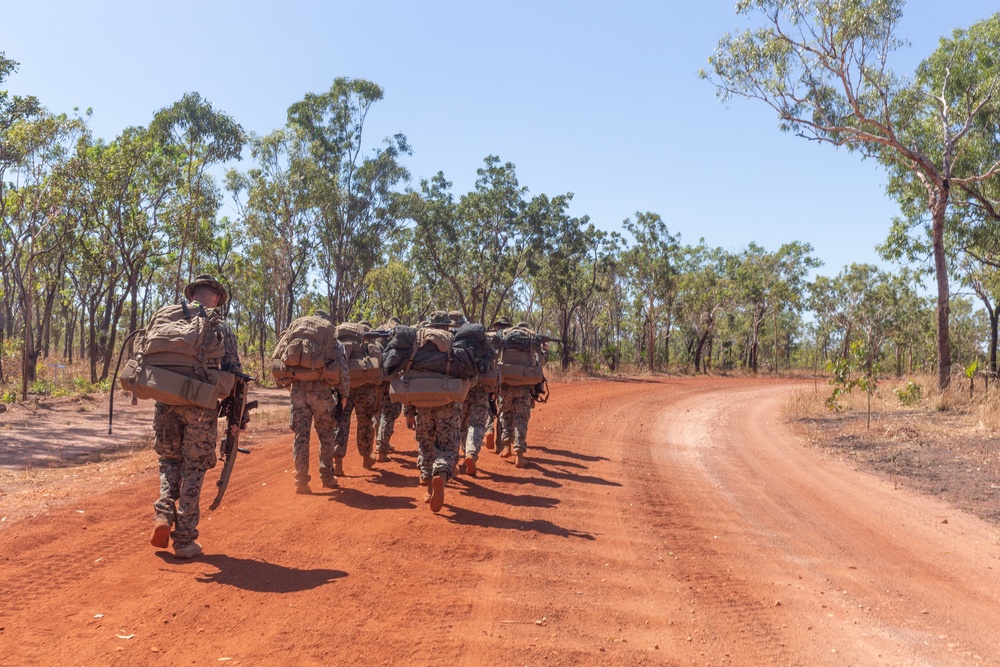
[
  {"xmin": 826, "ymin": 340, "xmax": 881, "ymax": 421},
  {"xmin": 30, "ymin": 378, "xmax": 54, "ymax": 396},
  {"xmin": 894, "ymin": 380, "xmax": 923, "ymax": 406},
  {"xmin": 2, "ymin": 391, "xmax": 16, "ymax": 404}
]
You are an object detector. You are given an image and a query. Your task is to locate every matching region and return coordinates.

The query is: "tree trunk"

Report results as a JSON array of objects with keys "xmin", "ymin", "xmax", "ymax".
[{"xmin": 931, "ymin": 191, "xmax": 951, "ymax": 390}]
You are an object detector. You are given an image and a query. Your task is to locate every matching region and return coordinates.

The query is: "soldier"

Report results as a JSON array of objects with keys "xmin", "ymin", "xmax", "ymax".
[
  {"xmin": 149, "ymin": 274, "xmax": 242, "ymax": 559},
  {"xmin": 451, "ymin": 310, "xmax": 490, "ymax": 477},
  {"xmin": 375, "ymin": 317, "xmax": 402, "ymax": 462},
  {"xmin": 483, "ymin": 316, "xmax": 511, "ymax": 451},
  {"xmin": 496, "ymin": 320, "xmax": 537, "ymax": 469},
  {"xmin": 286, "ymin": 311, "xmax": 349, "ymax": 494},
  {"xmin": 333, "ymin": 321, "xmax": 384, "ymax": 473},
  {"xmin": 403, "ymin": 311, "xmax": 464, "ymax": 512}
]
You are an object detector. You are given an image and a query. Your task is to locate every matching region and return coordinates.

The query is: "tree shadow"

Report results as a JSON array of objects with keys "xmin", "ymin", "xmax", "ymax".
[
  {"xmin": 533, "ymin": 445, "xmax": 609, "ymax": 463},
  {"xmin": 332, "ymin": 486, "xmax": 417, "ymax": 511},
  {"xmin": 454, "ymin": 477, "xmax": 560, "ymax": 508},
  {"xmin": 155, "ymin": 553, "xmax": 347, "ymax": 592},
  {"xmin": 445, "ymin": 505, "xmax": 595, "ymax": 540}
]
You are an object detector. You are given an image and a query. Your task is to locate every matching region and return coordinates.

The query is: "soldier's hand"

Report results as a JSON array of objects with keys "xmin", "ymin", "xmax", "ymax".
[{"xmin": 405, "ymin": 414, "xmax": 415, "ymax": 430}]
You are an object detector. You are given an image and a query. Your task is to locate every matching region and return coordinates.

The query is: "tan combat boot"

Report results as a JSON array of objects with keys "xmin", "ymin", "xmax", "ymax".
[
  {"xmin": 429, "ymin": 475, "xmax": 445, "ymax": 513},
  {"xmin": 150, "ymin": 516, "xmax": 171, "ymax": 548},
  {"xmin": 515, "ymin": 452, "xmax": 527, "ymax": 469},
  {"xmin": 334, "ymin": 458, "xmax": 344, "ymax": 476}
]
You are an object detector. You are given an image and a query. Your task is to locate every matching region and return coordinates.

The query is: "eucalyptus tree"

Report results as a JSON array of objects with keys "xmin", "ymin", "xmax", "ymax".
[
  {"xmin": 704, "ymin": 2, "xmax": 1000, "ymax": 389},
  {"xmin": 0, "ymin": 53, "xmax": 43, "ymax": 386},
  {"xmin": 410, "ymin": 158, "xmax": 550, "ymax": 325},
  {"xmin": 619, "ymin": 212, "xmax": 680, "ymax": 371},
  {"xmin": 675, "ymin": 242, "xmax": 733, "ymax": 374},
  {"xmin": 1, "ymin": 107, "xmax": 84, "ymax": 397},
  {"xmin": 354, "ymin": 259, "xmax": 424, "ymax": 326},
  {"xmin": 286, "ymin": 78, "xmax": 410, "ymax": 321},
  {"xmin": 150, "ymin": 92, "xmax": 245, "ymax": 300},
  {"xmin": 728, "ymin": 242, "xmax": 818, "ymax": 373},
  {"xmin": 63, "ymin": 126, "xmax": 176, "ymax": 380},
  {"xmin": 227, "ymin": 128, "xmax": 315, "ymax": 333},
  {"xmin": 530, "ymin": 196, "xmax": 612, "ymax": 370}
]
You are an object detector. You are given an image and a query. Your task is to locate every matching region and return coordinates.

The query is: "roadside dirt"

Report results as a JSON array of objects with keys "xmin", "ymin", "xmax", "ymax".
[{"xmin": 1, "ymin": 376, "xmax": 999, "ymax": 665}]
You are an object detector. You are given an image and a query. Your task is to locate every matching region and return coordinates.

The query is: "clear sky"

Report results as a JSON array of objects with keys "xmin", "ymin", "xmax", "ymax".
[{"xmin": 2, "ymin": 1, "xmax": 997, "ymax": 278}]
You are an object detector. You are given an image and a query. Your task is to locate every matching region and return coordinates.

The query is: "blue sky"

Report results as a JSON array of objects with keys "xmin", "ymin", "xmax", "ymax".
[{"xmin": 2, "ymin": 1, "xmax": 997, "ymax": 279}]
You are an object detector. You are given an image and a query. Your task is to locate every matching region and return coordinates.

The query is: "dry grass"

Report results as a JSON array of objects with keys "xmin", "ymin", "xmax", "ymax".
[{"xmin": 787, "ymin": 373, "xmax": 1000, "ymax": 524}]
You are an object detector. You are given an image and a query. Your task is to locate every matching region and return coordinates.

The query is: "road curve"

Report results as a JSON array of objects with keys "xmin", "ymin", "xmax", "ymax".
[{"xmin": 1, "ymin": 377, "xmax": 998, "ymax": 666}]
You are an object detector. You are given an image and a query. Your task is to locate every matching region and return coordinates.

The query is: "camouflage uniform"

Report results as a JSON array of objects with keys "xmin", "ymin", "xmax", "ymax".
[
  {"xmin": 404, "ymin": 401, "xmax": 462, "ymax": 482},
  {"xmin": 289, "ymin": 331, "xmax": 350, "ymax": 488},
  {"xmin": 460, "ymin": 385, "xmax": 490, "ymax": 462},
  {"xmin": 333, "ymin": 381, "xmax": 382, "ymax": 462},
  {"xmin": 376, "ymin": 381, "xmax": 402, "ymax": 454},
  {"xmin": 497, "ymin": 384, "xmax": 534, "ymax": 453},
  {"xmin": 152, "ymin": 286, "xmax": 241, "ymax": 551}
]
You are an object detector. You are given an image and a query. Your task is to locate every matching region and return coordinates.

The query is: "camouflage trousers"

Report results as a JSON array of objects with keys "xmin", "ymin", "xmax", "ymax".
[
  {"xmin": 289, "ymin": 384, "xmax": 339, "ymax": 484},
  {"xmin": 497, "ymin": 385, "xmax": 534, "ymax": 453},
  {"xmin": 460, "ymin": 386, "xmax": 490, "ymax": 461},
  {"xmin": 376, "ymin": 382, "xmax": 402, "ymax": 453},
  {"xmin": 333, "ymin": 383, "xmax": 381, "ymax": 460},
  {"xmin": 153, "ymin": 403, "xmax": 219, "ymax": 547},
  {"xmin": 414, "ymin": 401, "xmax": 462, "ymax": 481}
]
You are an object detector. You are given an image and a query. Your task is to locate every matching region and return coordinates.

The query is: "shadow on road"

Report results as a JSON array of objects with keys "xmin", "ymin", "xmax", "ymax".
[
  {"xmin": 533, "ymin": 445, "xmax": 609, "ymax": 463},
  {"xmin": 455, "ymin": 477, "xmax": 559, "ymax": 509},
  {"xmin": 480, "ymin": 468, "xmax": 562, "ymax": 488},
  {"xmin": 155, "ymin": 553, "xmax": 347, "ymax": 592},
  {"xmin": 534, "ymin": 462, "xmax": 621, "ymax": 487},
  {"xmin": 332, "ymin": 486, "xmax": 417, "ymax": 510},
  {"xmin": 445, "ymin": 505, "xmax": 595, "ymax": 540}
]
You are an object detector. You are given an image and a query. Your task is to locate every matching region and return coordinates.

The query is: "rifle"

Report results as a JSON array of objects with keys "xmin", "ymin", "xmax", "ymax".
[
  {"xmin": 531, "ymin": 379, "xmax": 550, "ymax": 404},
  {"xmin": 209, "ymin": 371, "xmax": 257, "ymax": 511},
  {"xmin": 332, "ymin": 388, "xmax": 345, "ymax": 421},
  {"xmin": 487, "ymin": 393, "xmax": 498, "ymax": 418},
  {"xmin": 363, "ymin": 330, "xmax": 393, "ymax": 340}
]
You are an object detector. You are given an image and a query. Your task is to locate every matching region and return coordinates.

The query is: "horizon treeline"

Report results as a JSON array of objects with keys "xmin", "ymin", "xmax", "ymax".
[{"xmin": 1, "ymin": 58, "xmax": 994, "ymax": 400}]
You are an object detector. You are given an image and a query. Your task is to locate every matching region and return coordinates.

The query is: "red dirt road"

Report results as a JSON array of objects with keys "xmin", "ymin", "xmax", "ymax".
[{"xmin": 2, "ymin": 376, "xmax": 999, "ymax": 666}]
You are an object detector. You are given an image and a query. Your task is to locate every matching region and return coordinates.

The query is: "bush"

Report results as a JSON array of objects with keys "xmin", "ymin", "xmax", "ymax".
[{"xmin": 894, "ymin": 380, "xmax": 923, "ymax": 406}]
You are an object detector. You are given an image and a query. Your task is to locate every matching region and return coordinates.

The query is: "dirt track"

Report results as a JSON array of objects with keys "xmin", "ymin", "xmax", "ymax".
[{"xmin": 2, "ymin": 376, "xmax": 999, "ymax": 666}]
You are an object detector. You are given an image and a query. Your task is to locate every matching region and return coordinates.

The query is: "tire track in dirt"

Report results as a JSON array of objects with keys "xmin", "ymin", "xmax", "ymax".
[
  {"xmin": 661, "ymin": 381, "xmax": 1000, "ymax": 665},
  {"xmin": 3, "ymin": 377, "xmax": 1000, "ymax": 665}
]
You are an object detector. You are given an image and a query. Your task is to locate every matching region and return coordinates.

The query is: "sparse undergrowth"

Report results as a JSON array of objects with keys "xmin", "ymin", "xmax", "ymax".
[{"xmin": 787, "ymin": 373, "xmax": 1000, "ymax": 525}]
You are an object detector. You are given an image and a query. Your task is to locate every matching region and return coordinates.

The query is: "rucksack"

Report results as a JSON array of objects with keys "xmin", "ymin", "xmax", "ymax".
[
  {"xmin": 271, "ymin": 315, "xmax": 343, "ymax": 387},
  {"xmin": 119, "ymin": 302, "xmax": 235, "ymax": 408},
  {"xmin": 498, "ymin": 326, "xmax": 546, "ymax": 387},
  {"xmin": 335, "ymin": 323, "xmax": 383, "ymax": 387},
  {"xmin": 388, "ymin": 326, "xmax": 470, "ymax": 407}
]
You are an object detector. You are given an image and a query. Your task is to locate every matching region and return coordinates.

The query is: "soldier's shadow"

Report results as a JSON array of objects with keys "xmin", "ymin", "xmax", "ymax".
[
  {"xmin": 367, "ymin": 467, "xmax": 418, "ymax": 489},
  {"xmin": 533, "ymin": 445, "xmax": 610, "ymax": 463},
  {"xmin": 156, "ymin": 553, "xmax": 347, "ymax": 592},
  {"xmin": 455, "ymin": 477, "xmax": 559, "ymax": 509},
  {"xmin": 332, "ymin": 485, "xmax": 417, "ymax": 510},
  {"xmin": 445, "ymin": 505, "xmax": 595, "ymax": 540},
  {"xmin": 478, "ymin": 467, "xmax": 562, "ymax": 488},
  {"xmin": 534, "ymin": 461, "xmax": 622, "ymax": 487}
]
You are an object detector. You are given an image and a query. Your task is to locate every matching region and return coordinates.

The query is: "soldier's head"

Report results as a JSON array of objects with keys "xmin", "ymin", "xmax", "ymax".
[
  {"xmin": 426, "ymin": 310, "xmax": 452, "ymax": 330},
  {"xmin": 381, "ymin": 316, "xmax": 402, "ymax": 330},
  {"xmin": 490, "ymin": 316, "xmax": 512, "ymax": 331},
  {"xmin": 515, "ymin": 321, "xmax": 530, "ymax": 329},
  {"xmin": 315, "ymin": 309, "xmax": 332, "ymax": 321},
  {"xmin": 359, "ymin": 320, "xmax": 373, "ymax": 331},
  {"xmin": 448, "ymin": 310, "xmax": 466, "ymax": 329},
  {"xmin": 184, "ymin": 274, "xmax": 228, "ymax": 308}
]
